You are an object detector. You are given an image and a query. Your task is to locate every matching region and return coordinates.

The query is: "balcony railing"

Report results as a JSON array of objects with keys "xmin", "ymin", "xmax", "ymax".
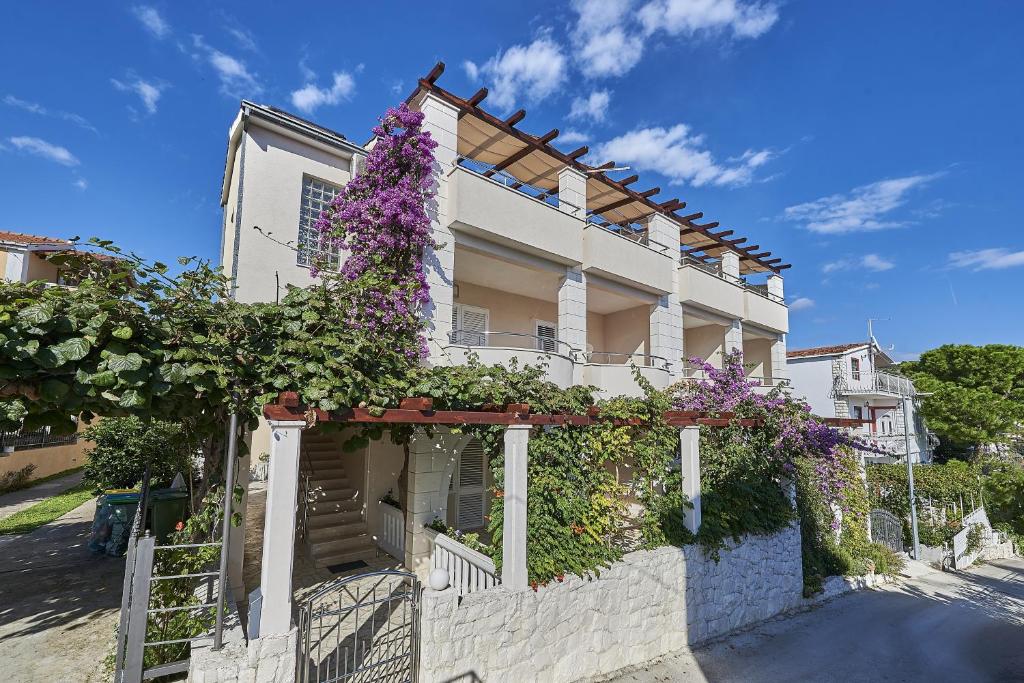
[
  {"xmin": 0, "ymin": 425, "xmax": 78, "ymax": 452},
  {"xmin": 744, "ymin": 282, "xmax": 784, "ymax": 304},
  {"xmin": 834, "ymin": 370, "xmax": 916, "ymax": 397},
  {"xmin": 448, "ymin": 330, "xmax": 578, "ymax": 357},
  {"xmin": 584, "ymin": 351, "xmax": 671, "ymax": 371}
]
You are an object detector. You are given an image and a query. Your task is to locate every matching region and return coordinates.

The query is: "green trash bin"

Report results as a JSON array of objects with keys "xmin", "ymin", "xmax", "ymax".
[
  {"xmin": 150, "ymin": 488, "xmax": 189, "ymax": 543},
  {"xmin": 88, "ymin": 491, "xmax": 140, "ymax": 556}
]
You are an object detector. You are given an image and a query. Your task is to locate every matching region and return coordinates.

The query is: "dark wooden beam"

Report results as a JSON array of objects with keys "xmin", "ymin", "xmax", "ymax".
[
  {"xmin": 745, "ymin": 251, "xmax": 772, "ymax": 259},
  {"xmin": 504, "ymin": 109, "xmax": 526, "ymax": 127},
  {"xmin": 776, "ymin": 264, "xmax": 792, "ymax": 270},
  {"xmin": 467, "ymin": 88, "xmax": 488, "ymax": 107},
  {"xmin": 483, "ymin": 128, "xmax": 558, "ymax": 178},
  {"xmin": 707, "ymin": 229, "xmax": 734, "ymax": 239},
  {"xmin": 590, "ymin": 195, "xmax": 637, "ymax": 216},
  {"xmin": 568, "ymin": 146, "xmax": 589, "ymax": 160},
  {"xmin": 693, "ymin": 221, "xmax": 720, "ymax": 231},
  {"xmin": 425, "ymin": 62, "xmax": 445, "ymax": 84},
  {"xmin": 763, "ymin": 258, "xmax": 783, "ymax": 264},
  {"xmin": 639, "ymin": 187, "xmax": 661, "ymax": 198},
  {"xmin": 677, "ymin": 212, "xmax": 704, "ymax": 223},
  {"xmin": 619, "ymin": 174, "xmax": 639, "ymax": 186}
]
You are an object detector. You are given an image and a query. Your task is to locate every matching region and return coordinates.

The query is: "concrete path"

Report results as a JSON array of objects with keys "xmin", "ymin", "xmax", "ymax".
[
  {"xmin": 0, "ymin": 495, "xmax": 122, "ymax": 682},
  {"xmin": 610, "ymin": 557, "xmax": 1024, "ymax": 682},
  {"xmin": 0, "ymin": 469, "xmax": 85, "ymax": 520}
]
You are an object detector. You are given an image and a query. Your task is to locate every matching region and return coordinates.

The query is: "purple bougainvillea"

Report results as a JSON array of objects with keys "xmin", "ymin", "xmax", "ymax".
[{"xmin": 314, "ymin": 102, "xmax": 438, "ymax": 358}]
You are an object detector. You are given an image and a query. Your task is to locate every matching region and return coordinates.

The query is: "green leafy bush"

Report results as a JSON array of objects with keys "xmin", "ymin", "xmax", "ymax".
[
  {"xmin": 83, "ymin": 416, "xmax": 193, "ymax": 489},
  {"xmin": 0, "ymin": 464, "xmax": 36, "ymax": 494}
]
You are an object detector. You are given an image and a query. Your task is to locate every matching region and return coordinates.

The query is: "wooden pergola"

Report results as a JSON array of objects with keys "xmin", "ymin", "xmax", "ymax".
[{"xmin": 404, "ymin": 62, "xmax": 790, "ymax": 275}]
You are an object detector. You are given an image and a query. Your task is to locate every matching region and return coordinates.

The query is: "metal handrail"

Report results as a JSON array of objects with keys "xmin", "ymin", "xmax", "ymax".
[
  {"xmin": 834, "ymin": 370, "xmax": 916, "ymax": 397},
  {"xmin": 743, "ymin": 282, "xmax": 784, "ymax": 304},
  {"xmin": 454, "ymin": 158, "xmax": 583, "ymax": 214},
  {"xmin": 679, "ymin": 255, "xmax": 745, "ymax": 285},
  {"xmin": 583, "ymin": 351, "xmax": 671, "ymax": 370},
  {"xmin": 448, "ymin": 329, "xmax": 578, "ymax": 357}
]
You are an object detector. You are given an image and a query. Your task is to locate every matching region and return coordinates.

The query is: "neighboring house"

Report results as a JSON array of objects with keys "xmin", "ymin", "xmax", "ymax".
[
  {"xmin": 0, "ymin": 231, "xmax": 91, "ymax": 482},
  {"xmin": 786, "ymin": 341, "xmax": 934, "ymax": 463},
  {"xmin": 219, "ymin": 68, "xmax": 793, "ymax": 637}
]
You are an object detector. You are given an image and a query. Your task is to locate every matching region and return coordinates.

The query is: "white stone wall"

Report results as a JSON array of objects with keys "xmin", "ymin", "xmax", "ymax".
[
  {"xmin": 418, "ymin": 525, "xmax": 802, "ymax": 683},
  {"xmin": 188, "ymin": 612, "xmax": 297, "ymax": 683}
]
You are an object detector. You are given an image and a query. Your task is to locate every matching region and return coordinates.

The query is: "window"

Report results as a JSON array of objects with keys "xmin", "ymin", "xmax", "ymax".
[
  {"xmin": 535, "ymin": 320, "xmax": 558, "ymax": 353},
  {"xmin": 451, "ymin": 304, "xmax": 489, "ymax": 346},
  {"xmin": 850, "ymin": 357, "xmax": 861, "ymax": 380},
  {"xmin": 853, "ymin": 406, "xmax": 863, "ymax": 421},
  {"xmin": 297, "ymin": 176, "xmax": 342, "ymax": 268},
  {"xmin": 448, "ymin": 438, "xmax": 488, "ymax": 530}
]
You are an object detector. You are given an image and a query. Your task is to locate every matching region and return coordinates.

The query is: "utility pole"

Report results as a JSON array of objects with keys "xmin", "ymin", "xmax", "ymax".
[{"xmin": 902, "ymin": 395, "xmax": 920, "ymax": 559}]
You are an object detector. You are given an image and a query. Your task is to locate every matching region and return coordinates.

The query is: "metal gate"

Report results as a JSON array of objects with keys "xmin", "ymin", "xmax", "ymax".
[
  {"xmin": 298, "ymin": 570, "xmax": 420, "ymax": 683},
  {"xmin": 870, "ymin": 508, "xmax": 904, "ymax": 553}
]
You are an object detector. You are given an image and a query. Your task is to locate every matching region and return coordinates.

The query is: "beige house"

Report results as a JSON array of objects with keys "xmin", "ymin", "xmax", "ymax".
[
  {"xmin": 0, "ymin": 231, "xmax": 90, "ymax": 482},
  {"xmin": 218, "ymin": 69, "xmax": 793, "ymax": 643}
]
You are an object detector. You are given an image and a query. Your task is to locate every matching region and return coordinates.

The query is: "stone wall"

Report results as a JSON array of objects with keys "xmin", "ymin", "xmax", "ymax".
[
  {"xmin": 979, "ymin": 541, "xmax": 1016, "ymax": 562},
  {"xmin": 418, "ymin": 524, "xmax": 803, "ymax": 682},
  {"xmin": 188, "ymin": 606, "xmax": 297, "ymax": 683}
]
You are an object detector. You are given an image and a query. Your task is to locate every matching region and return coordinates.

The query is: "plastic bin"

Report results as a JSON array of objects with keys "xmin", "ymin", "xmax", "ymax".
[
  {"xmin": 88, "ymin": 491, "xmax": 140, "ymax": 556},
  {"xmin": 150, "ymin": 488, "xmax": 189, "ymax": 543}
]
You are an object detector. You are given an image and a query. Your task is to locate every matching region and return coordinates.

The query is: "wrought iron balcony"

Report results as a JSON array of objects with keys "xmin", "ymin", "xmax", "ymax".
[{"xmin": 834, "ymin": 370, "xmax": 916, "ymax": 397}]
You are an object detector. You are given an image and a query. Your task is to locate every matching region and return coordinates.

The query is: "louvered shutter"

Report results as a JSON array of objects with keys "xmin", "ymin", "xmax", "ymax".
[
  {"xmin": 536, "ymin": 321, "xmax": 557, "ymax": 353},
  {"xmin": 456, "ymin": 439, "xmax": 487, "ymax": 530},
  {"xmin": 458, "ymin": 305, "xmax": 488, "ymax": 346}
]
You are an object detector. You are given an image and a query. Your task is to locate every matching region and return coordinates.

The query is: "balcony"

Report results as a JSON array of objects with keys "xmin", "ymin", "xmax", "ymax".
[
  {"xmin": 582, "ymin": 352, "xmax": 672, "ymax": 398},
  {"xmin": 582, "ymin": 224, "xmax": 674, "ymax": 293},
  {"xmin": 834, "ymin": 371, "xmax": 916, "ymax": 397},
  {"xmin": 743, "ymin": 283, "xmax": 788, "ymax": 333},
  {"xmin": 678, "ymin": 259, "xmax": 744, "ymax": 319},
  {"xmin": 444, "ymin": 330, "xmax": 576, "ymax": 389},
  {"xmin": 447, "ymin": 166, "xmax": 583, "ymax": 264}
]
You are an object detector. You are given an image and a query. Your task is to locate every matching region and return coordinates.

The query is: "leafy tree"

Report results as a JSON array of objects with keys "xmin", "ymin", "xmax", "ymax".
[
  {"xmin": 82, "ymin": 416, "xmax": 194, "ymax": 490},
  {"xmin": 899, "ymin": 344, "xmax": 1024, "ymax": 458}
]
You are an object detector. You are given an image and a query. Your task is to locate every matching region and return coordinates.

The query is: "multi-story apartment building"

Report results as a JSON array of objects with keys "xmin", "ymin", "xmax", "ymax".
[
  {"xmin": 0, "ymin": 231, "xmax": 89, "ymax": 482},
  {"xmin": 221, "ymin": 64, "xmax": 793, "ymax": 619},
  {"xmin": 786, "ymin": 341, "xmax": 934, "ymax": 463}
]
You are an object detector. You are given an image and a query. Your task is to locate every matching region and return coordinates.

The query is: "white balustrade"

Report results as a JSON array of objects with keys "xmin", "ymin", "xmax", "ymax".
[
  {"xmin": 377, "ymin": 502, "xmax": 406, "ymax": 559},
  {"xmin": 424, "ymin": 527, "xmax": 499, "ymax": 596}
]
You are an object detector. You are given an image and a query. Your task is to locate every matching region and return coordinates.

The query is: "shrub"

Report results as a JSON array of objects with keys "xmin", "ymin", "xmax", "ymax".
[
  {"xmin": 83, "ymin": 417, "xmax": 193, "ymax": 490},
  {"xmin": 866, "ymin": 542, "xmax": 906, "ymax": 576},
  {"xmin": 0, "ymin": 464, "xmax": 37, "ymax": 494}
]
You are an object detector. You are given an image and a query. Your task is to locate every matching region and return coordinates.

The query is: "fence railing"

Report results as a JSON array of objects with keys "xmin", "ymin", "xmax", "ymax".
[
  {"xmin": 834, "ymin": 370, "xmax": 916, "ymax": 397},
  {"xmin": 424, "ymin": 527, "xmax": 499, "ymax": 596},
  {"xmin": 0, "ymin": 425, "xmax": 78, "ymax": 451},
  {"xmin": 583, "ymin": 351, "xmax": 672, "ymax": 370},
  {"xmin": 377, "ymin": 502, "xmax": 405, "ymax": 560},
  {"xmin": 744, "ymin": 282, "xmax": 784, "ymax": 304},
  {"xmin": 448, "ymin": 329, "xmax": 578, "ymax": 357}
]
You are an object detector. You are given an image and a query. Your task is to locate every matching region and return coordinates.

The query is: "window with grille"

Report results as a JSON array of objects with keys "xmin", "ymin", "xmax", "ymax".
[
  {"xmin": 850, "ymin": 357, "xmax": 861, "ymax": 380},
  {"xmin": 297, "ymin": 176, "xmax": 342, "ymax": 268},
  {"xmin": 535, "ymin": 321, "xmax": 557, "ymax": 353}
]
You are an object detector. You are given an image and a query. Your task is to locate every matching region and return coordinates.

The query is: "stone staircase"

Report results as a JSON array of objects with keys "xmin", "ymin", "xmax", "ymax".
[{"xmin": 301, "ymin": 432, "xmax": 376, "ymax": 569}]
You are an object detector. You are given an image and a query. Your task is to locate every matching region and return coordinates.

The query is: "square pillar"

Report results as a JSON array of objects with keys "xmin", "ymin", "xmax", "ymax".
[
  {"xmin": 417, "ymin": 92, "xmax": 459, "ymax": 361},
  {"xmin": 770, "ymin": 333, "xmax": 787, "ymax": 383},
  {"xmin": 647, "ymin": 214, "xmax": 684, "ymax": 378},
  {"xmin": 557, "ymin": 265, "xmax": 587, "ymax": 357},
  {"xmin": 767, "ymin": 273, "xmax": 784, "ymax": 300},
  {"xmin": 502, "ymin": 425, "xmax": 531, "ymax": 590},
  {"xmin": 557, "ymin": 167, "xmax": 587, "ymax": 219},
  {"xmin": 721, "ymin": 251, "xmax": 741, "ymax": 281},
  {"xmin": 679, "ymin": 426, "xmax": 701, "ymax": 534},
  {"xmin": 724, "ymin": 319, "xmax": 743, "ymax": 358},
  {"xmin": 257, "ymin": 420, "xmax": 304, "ymax": 637},
  {"xmin": 403, "ymin": 429, "xmax": 463, "ymax": 580}
]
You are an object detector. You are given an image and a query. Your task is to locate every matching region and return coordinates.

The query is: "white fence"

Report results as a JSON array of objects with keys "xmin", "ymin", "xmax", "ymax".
[
  {"xmin": 376, "ymin": 502, "xmax": 405, "ymax": 560},
  {"xmin": 952, "ymin": 507, "xmax": 991, "ymax": 570},
  {"xmin": 424, "ymin": 527, "xmax": 499, "ymax": 596}
]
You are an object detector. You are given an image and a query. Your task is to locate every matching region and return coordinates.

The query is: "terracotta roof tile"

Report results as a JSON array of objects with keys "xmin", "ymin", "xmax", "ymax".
[
  {"xmin": 0, "ymin": 230, "xmax": 69, "ymax": 246},
  {"xmin": 787, "ymin": 343, "xmax": 866, "ymax": 359}
]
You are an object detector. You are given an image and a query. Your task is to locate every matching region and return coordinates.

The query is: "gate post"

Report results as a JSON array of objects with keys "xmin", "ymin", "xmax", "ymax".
[
  {"xmin": 502, "ymin": 425, "xmax": 530, "ymax": 590},
  {"xmin": 258, "ymin": 419, "xmax": 305, "ymax": 637},
  {"xmin": 680, "ymin": 426, "xmax": 702, "ymax": 534}
]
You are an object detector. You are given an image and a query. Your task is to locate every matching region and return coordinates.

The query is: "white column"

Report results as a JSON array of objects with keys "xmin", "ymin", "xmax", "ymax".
[
  {"xmin": 558, "ymin": 265, "xmax": 587, "ymax": 358},
  {"xmin": 724, "ymin": 319, "xmax": 743, "ymax": 358},
  {"xmin": 720, "ymin": 251, "xmax": 741, "ymax": 281},
  {"xmin": 502, "ymin": 425, "xmax": 531, "ymax": 590},
  {"xmin": 4, "ymin": 250, "xmax": 27, "ymax": 283},
  {"xmin": 767, "ymin": 273, "xmax": 784, "ymax": 300},
  {"xmin": 557, "ymin": 167, "xmax": 587, "ymax": 219},
  {"xmin": 647, "ymin": 215, "xmax": 684, "ymax": 378},
  {"xmin": 418, "ymin": 92, "xmax": 459, "ymax": 361},
  {"xmin": 679, "ymin": 426, "xmax": 701, "ymax": 534},
  {"xmin": 257, "ymin": 420, "xmax": 304, "ymax": 637}
]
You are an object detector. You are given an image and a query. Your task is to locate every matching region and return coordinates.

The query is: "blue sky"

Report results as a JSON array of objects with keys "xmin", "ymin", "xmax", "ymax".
[{"xmin": 1, "ymin": 2, "xmax": 1022, "ymax": 358}]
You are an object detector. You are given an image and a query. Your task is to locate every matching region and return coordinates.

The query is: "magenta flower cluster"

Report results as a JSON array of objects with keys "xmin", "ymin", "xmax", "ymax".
[{"xmin": 314, "ymin": 103, "xmax": 438, "ymax": 357}]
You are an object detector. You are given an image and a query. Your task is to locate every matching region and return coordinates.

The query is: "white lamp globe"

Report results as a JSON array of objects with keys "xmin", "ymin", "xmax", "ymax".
[{"xmin": 428, "ymin": 568, "xmax": 450, "ymax": 591}]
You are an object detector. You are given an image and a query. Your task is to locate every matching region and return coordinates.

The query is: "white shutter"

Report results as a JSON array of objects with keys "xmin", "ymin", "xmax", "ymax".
[
  {"xmin": 536, "ymin": 321, "xmax": 557, "ymax": 353},
  {"xmin": 455, "ymin": 439, "xmax": 487, "ymax": 530},
  {"xmin": 453, "ymin": 304, "xmax": 489, "ymax": 346}
]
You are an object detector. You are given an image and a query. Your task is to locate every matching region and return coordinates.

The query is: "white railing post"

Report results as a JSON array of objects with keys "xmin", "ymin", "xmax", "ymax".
[
  {"xmin": 680, "ymin": 426, "xmax": 701, "ymax": 534},
  {"xmin": 257, "ymin": 419, "xmax": 304, "ymax": 637},
  {"xmin": 502, "ymin": 425, "xmax": 531, "ymax": 590}
]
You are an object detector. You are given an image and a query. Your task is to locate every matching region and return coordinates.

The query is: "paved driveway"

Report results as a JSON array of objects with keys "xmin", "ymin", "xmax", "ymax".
[
  {"xmin": 0, "ymin": 497, "xmax": 123, "ymax": 683},
  {"xmin": 611, "ymin": 557, "xmax": 1024, "ymax": 683}
]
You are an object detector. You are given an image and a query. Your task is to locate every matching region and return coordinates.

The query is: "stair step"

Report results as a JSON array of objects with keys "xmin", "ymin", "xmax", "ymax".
[
  {"xmin": 314, "ymin": 545, "xmax": 378, "ymax": 569},
  {"xmin": 312, "ymin": 533, "xmax": 375, "ymax": 556},
  {"xmin": 308, "ymin": 522, "xmax": 368, "ymax": 544},
  {"xmin": 308, "ymin": 509, "xmax": 363, "ymax": 528},
  {"xmin": 309, "ymin": 477, "xmax": 351, "ymax": 490},
  {"xmin": 308, "ymin": 499, "xmax": 362, "ymax": 516},
  {"xmin": 308, "ymin": 487, "xmax": 356, "ymax": 503}
]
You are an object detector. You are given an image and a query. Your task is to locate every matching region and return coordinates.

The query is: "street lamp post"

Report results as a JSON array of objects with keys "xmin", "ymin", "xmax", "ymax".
[{"xmin": 902, "ymin": 395, "xmax": 920, "ymax": 559}]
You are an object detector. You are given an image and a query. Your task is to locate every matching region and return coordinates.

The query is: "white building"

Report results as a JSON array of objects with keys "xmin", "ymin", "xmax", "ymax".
[
  {"xmin": 786, "ymin": 341, "xmax": 934, "ymax": 463},
  {"xmin": 218, "ymin": 64, "xmax": 794, "ymax": 641}
]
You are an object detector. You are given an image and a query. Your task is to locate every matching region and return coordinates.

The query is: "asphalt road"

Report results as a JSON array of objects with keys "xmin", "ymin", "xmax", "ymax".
[{"xmin": 611, "ymin": 557, "xmax": 1024, "ymax": 683}]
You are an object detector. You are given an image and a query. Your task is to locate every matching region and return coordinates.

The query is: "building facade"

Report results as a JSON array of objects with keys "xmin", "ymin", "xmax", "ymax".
[{"xmin": 786, "ymin": 342, "xmax": 934, "ymax": 463}]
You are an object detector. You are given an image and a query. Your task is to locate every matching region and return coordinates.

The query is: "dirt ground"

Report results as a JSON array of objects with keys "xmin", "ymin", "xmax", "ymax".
[{"xmin": 0, "ymin": 497, "xmax": 123, "ymax": 683}]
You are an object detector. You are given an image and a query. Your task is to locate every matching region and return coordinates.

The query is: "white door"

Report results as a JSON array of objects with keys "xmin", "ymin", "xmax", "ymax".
[
  {"xmin": 452, "ymin": 304, "xmax": 489, "ymax": 346},
  {"xmin": 535, "ymin": 320, "xmax": 558, "ymax": 353},
  {"xmin": 450, "ymin": 438, "xmax": 488, "ymax": 530}
]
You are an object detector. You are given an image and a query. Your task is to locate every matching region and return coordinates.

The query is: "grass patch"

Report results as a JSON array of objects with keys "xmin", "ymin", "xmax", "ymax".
[{"xmin": 0, "ymin": 481, "xmax": 96, "ymax": 535}]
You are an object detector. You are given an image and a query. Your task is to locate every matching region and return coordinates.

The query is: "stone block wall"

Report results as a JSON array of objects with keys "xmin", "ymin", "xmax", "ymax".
[
  {"xmin": 188, "ymin": 616, "xmax": 297, "ymax": 683},
  {"xmin": 418, "ymin": 524, "xmax": 803, "ymax": 682}
]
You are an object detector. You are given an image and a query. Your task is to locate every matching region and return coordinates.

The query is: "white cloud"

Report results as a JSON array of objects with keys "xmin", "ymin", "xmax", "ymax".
[
  {"xmin": 592, "ymin": 124, "xmax": 775, "ymax": 187},
  {"xmin": 569, "ymin": 89, "xmax": 611, "ymax": 122},
  {"xmin": 7, "ymin": 136, "xmax": 79, "ymax": 166},
  {"xmin": 861, "ymin": 253, "xmax": 894, "ymax": 271},
  {"xmin": 191, "ymin": 35, "xmax": 261, "ymax": 97},
  {"xmin": 4, "ymin": 95, "xmax": 97, "ymax": 133},
  {"xmin": 788, "ymin": 296, "xmax": 815, "ymax": 311},
  {"xmin": 73, "ymin": 178, "xmax": 88, "ymax": 190},
  {"xmin": 784, "ymin": 174, "xmax": 941, "ymax": 234},
  {"xmin": 227, "ymin": 26, "xmax": 258, "ymax": 52},
  {"xmin": 132, "ymin": 5, "xmax": 169, "ymax": 39},
  {"xmin": 822, "ymin": 253, "xmax": 895, "ymax": 274},
  {"xmin": 948, "ymin": 248, "xmax": 1024, "ymax": 271},
  {"xmin": 463, "ymin": 36, "xmax": 567, "ymax": 111},
  {"xmin": 558, "ymin": 129, "xmax": 590, "ymax": 145},
  {"xmin": 570, "ymin": 0, "xmax": 779, "ymax": 78},
  {"xmin": 290, "ymin": 72, "xmax": 356, "ymax": 113},
  {"xmin": 111, "ymin": 77, "xmax": 166, "ymax": 115}
]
